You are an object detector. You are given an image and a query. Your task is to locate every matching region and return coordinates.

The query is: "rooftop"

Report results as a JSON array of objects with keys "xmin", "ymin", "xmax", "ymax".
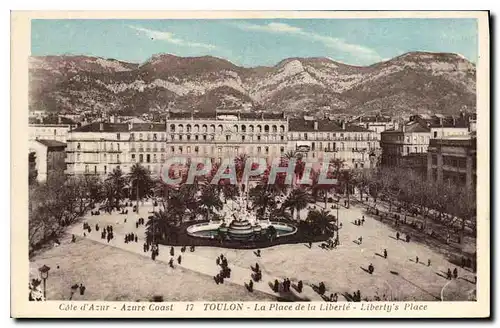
[
  {"xmin": 35, "ymin": 139, "xmax": 67, "ymax": 148},
  {"xmin": 167, "ymin": 111, "xmax": 286, "ymax": 121},
  {"xmin": 288, "ymin": 119, "xmax": 372, "ymax": 132},
  {"xmin": 71, "ymin": 122, "xmax": 166, "ymax": 133},
  {"xmin": 29, "ymin": 116, "xmax": 77, "ymax": 125}
]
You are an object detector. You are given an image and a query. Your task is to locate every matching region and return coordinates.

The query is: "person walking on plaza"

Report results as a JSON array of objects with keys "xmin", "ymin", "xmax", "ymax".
[
  {"xmin": 428, "ymin": 259, "xmax": 431, "ymax": 267},
  {"xmin": 368, "ymin": 263, "xmax": 374, "ymax": 274},
  {"xmin": 169, "ymin": 258, "xmax": 174, "ymax": 268},
  {"xmin": 447, "ymin": 268, "xmax": 452, "ymax": 280},
  {"xmin": 396, "ymin": 232, "xmax": 400, "ymax": 240},
  {"xmin": 383, "ymin": 249, "xmax": 387, "ymax": 259},
  {"xmin": 453, "ymin": 268, "xmax": 458, "ymax": 279},
  {"xmin": 273, "ymin": 279, "xmax": 279, "ymax": 292},
  {"xmin": 297, "ymin": 280, "xmax": 303, "ymax": 293},
  {"xmin": 170, "ymin": 246, "xmax": 174, "ymax": 257},
  {"xmin": 361, "ymin": 216, "xmax": 365, "ymax": 225},
  {"xmin": 416, "ymin": 256, "xmax": 419, "ymax": 264},
  {"xmin": 177, "ymin": 255, "xmax": 182, "ymax": 265}
]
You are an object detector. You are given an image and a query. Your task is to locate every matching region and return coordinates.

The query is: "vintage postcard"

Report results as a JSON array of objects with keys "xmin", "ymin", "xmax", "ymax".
[{"xmin": 11, "ymin": 11, "xmax": 490, "ymax": 318}]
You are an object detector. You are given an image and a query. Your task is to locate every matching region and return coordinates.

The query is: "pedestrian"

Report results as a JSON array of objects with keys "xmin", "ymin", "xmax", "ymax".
[
  {"xmin": 95, "ymin": 224, "xmax": 99, "ymax": 231},
  {"xmin": 169, "ymin": 258, "xmax": 174, "ymax": 268},
  {"xmin": 257, "ymin": 250, "xmax": 261, "ymax": 257},
  {"xmin": 453, "ymin": 268, "xmax": 458, "ymax": 279},
  {"xmin": 361, "ymin": 216, "xmax": 365, "ymax": 225},
  {"xmin": 216, "ymin": 258, "xmax": 220, "ymax": 266},
  {"xmin": 255, "ymin": 263, "xmax": 259, "ymax": 272},
  {"xmin": 135, "ymin": 235, "xmax": 138, "ymax": 243},
  {"xmin": 79, "ymin": 284, "xmax": 86, "ymax": 296},
  {"xmin": 447, "ymin": 268, "xmax": 452, "ymax": 280},
  {"xmin": 428, "ymin": 259, "xmax": 431, "ymax": 267},
  {"xmin": 396, "ymin": 232, "xmax": 400, "ymax": 240},
  {"xmin": 383, "ymin": 249, "xmax": 387, "ymax": 259},
  {"xmin": 308, "ymin": 241, "xmax": 312, "ymax": 248},
  {"xmin": 297, "ymin": 280, "xmax": 303, "ymax": 293},
  {"xmin": 359, "ymin": 236, "xmax": 363, "ymax": 244},
  {"xmin": 416, "ymin": 256, "xmax": 419, "ymax": 264},
  {"xmin": 368, "ymin": 263, "xmax": 374, "ymax": 274},
  {"xmin": 151, "ymin": 250, "xmax": 156, "ymax": 261},
  {"xmin": 71, "ymin": 234, "xmax": 76, "ymax": 243},
  {"xmin": 332, "ymin": 293, "xmax": 338, "ymax": 302},
  {"xmin": 248, "ymin": 280, "xmax": 253, "ymax": 292},
  {"xmin": 177, "ymin": 255, "xmax": 182, "ymax": 265},
  {"xmin": 170, "ymin": 247, "xmax": 174, "ymax": 257},
  {"xmin": 273, "ymin": 279, "xmax": 279, "ymax": 292}
]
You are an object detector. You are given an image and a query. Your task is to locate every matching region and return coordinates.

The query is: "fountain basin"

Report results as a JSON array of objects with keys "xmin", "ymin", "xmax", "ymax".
[{"xmin": 186, "ymin": 220, "xmax": 297, "ymax": 240}]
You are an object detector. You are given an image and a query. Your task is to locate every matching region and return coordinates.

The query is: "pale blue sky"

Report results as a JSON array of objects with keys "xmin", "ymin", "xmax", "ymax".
[{"xmin": 31, "ymin": 19, "xmax": 477, "ymax": 67}]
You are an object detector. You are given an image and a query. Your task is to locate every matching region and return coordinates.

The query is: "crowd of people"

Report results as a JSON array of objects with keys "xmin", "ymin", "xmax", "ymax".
[{"xmin": 214, "ymin": 254, "xmax": 231, "ymax": 285}]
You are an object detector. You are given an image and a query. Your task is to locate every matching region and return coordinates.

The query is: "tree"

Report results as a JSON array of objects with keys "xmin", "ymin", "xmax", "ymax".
[
  {"xmin": 339, "ymin": 170, "xmax": 355, "ymax": 208},
  {"xmin": 249, "ymin": 184, "xmax": 276, "ymax": 219},
  {"xmin": 283, "ymin": 188, "xmax": 311, "ymax": 221},
  {"xmin": 145, "ymin": 210, "xmax": 179, "ymax": 244},
  {"xmin": 106, "ymin": 167, "xmax": 127, "ymax": 209},
  {"xmin": 306, "ymin": 208, "xmax": 336, "ymax": 236},
  {"xmin": 128, "ymin": 163, "xmax": 152, "ymax": 214},
  {"xmin": 199, "ymin": 185, "xmax": 223, "ymax": 221},
  {"xmin": 29, "ymin": 152, "xmax": 38, "ymax": 185}
]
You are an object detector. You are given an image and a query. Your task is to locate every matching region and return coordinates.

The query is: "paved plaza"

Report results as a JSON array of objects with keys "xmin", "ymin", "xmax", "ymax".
[{"xmin": 31, "ymin": 200, "xmax": 476, "ymax": 302}]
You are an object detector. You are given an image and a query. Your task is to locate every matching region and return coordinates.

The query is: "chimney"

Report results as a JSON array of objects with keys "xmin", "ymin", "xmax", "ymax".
[
  {"xmin": 452, "ymin": 116, "xmax": 456, "ymax": 126},
  {"xmin": 402, "ymin": 124, "xmax": 406, "ymax": 133},
  {"xmin": 314, "ymin": 121, "xmax": 318, "ymax": 130},
  {"xmin": 58, "ymin": 116, "xmax": 62, "ymax": 124},
  {"xmin": 99, "ymin": 122, "xmax": 104, "ymax": 131},
  {"xmin": 439, "ymin": 117, "xmax": 443, "ymax": 126},
  {"xmin": 341, "ymin": 120, "xmax": 346, "ymax": 130},
  {"xmin": 128, "ymin": 122, "xmax": 133, "ymax": 131}
]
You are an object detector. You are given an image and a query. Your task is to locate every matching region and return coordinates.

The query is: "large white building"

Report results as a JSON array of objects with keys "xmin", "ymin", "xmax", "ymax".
[
  {"xmin": 65, "ymin": 112, "xmax": 381, "ymax": 176},
  {"xmin": 29, "ymin": 116, "xmax": 78, "ymax": 143}
]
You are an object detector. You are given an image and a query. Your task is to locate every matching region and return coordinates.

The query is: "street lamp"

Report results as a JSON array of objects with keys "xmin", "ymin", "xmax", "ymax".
[{"xmin": 38, "ymin": 264, "xmax": 50, "ymax": 300}]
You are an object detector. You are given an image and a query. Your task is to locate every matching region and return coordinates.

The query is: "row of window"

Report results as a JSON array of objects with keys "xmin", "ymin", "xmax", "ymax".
[
  {"xmin": 167, "ymin": 134, "xmax": 286, "ymax": 142},
  {"xmin": 290, "ymin": 132, "xmax": 376, "ymax": 141},
  {"xmin": 131, "ymin": 146, "xmax": 287, "ymax": 160},
  {"xmin": 168, "ymin": 124, "xmax": 286, "ymax": 134},
  {"xmin": 71, "ymin": 153, "xmax": 121, "ymax": 163}
]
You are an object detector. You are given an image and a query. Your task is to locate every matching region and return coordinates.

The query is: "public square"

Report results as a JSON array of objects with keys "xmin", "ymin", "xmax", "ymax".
[{"xmin": 29, "ymin": 197, "xmax": 476, "ymax": 302}]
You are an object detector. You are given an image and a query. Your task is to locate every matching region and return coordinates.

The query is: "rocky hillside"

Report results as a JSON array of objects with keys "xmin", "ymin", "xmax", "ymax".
[{"xmin": 29, "ymin": 52, "xmax": 476, "ymax": 117}]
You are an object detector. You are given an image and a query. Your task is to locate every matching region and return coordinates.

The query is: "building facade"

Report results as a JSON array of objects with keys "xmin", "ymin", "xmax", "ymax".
[
  {"xmin": 288, "ymin": 118, "xmax": 379, "ymax": 169},
  {"xmin": 65, "ymin": 112, "xmax": 382, "ymax": 177},
  {"xmin": 29, "ymin": 116, "xmax": 78, "ymax": 143},
  {"xmin": 29, "ymin": 139, "xmax": 67, "ymax": 182},
  {"xmin": 165, "ymin": 112, "xmax": 289, "ymax": 161},
  {"xmin": 427, "ymin": 136, "xmax": 476, "ymax": 192},
  {"xmin": 380, "ymin": 120, "xmax": 431, "ymax": 168}
]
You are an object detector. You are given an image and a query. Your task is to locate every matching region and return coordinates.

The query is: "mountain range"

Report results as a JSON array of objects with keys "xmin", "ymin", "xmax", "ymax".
[{"xmin": 29, "ymin": 51, "xmax": 476, "ymax": 117}]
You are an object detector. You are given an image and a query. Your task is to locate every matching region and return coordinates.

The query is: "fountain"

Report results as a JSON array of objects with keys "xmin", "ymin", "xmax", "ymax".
[{"xmin": 186, "ymin": 192, "xmax": 297, "ymax": 242}]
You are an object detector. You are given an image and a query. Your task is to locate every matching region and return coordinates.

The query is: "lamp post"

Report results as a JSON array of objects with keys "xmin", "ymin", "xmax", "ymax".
[{"xmin": 38, "ymin": 265, "xmax": 50, "ymax": 300}]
